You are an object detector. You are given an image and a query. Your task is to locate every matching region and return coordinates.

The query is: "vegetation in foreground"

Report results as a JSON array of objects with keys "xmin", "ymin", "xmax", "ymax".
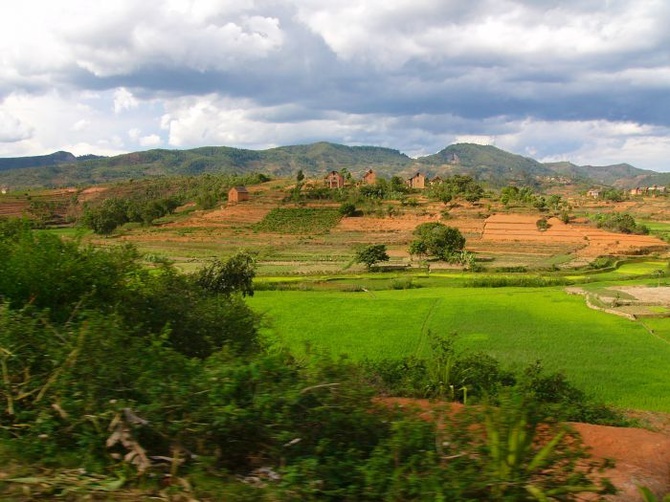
[{"xmin": 0, "ymin": 217, "xmax": 620, "ymax": 500}]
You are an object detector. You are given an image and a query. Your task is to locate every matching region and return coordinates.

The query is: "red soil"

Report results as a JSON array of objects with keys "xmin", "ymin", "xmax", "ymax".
[{"xmin": 380, "ymin": 398, "xmax": 670, "ymax": 501}]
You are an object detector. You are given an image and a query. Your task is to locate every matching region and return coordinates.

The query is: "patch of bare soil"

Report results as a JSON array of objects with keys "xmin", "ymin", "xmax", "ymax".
[
  {"xmin": 481, "ymin": 214, "xmax": 667, "ymax": 257},
  {"xmin": 380, "ymin": 398, "xmax": 670, "ymax": 501},
  {"xmin": 163, "ymin": 204, "xmax": 271, "ymax": 229},
  {"xmin": 573, "ymin": 422, "xmax": 670, "ymax": 501},
  {"xmin": 613, "ymin": 286, "xmax": 670, "ymax": 305},
  {"xmin": 78, "ymin": 186, "xmax": 108, "ymax": 202},
  {"xmin": 567, "ymin": 286, "xmax": 670, "ymax": 319}
]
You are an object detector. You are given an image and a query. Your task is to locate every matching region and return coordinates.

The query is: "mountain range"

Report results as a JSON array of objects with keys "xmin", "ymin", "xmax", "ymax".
[{"xmin": 0, "ymin": 142, "xmax": 668, "ymax": 190}]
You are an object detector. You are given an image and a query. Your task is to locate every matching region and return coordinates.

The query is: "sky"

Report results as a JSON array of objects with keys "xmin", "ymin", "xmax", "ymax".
[{"xmin": 1, "ymin": 0, "xmax": 669, "ymax": 171}]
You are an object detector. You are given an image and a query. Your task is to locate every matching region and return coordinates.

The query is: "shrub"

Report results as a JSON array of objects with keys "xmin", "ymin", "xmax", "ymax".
[
  {"xmin": 355, "ymin": 244, "xmax": 390, "ymax": 270},
  {"xmin": 595, "ymin": 212, "xmax": 649, "ymax": 235},
  {"xmin": 339, "ymin": 202, "xmax": 358, "ymax": 217}
]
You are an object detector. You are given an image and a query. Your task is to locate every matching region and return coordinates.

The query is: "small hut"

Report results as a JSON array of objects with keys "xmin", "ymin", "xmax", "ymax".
[{"xmin": 228, "ymin": 186, "xmax": 249, "ymax": 203}]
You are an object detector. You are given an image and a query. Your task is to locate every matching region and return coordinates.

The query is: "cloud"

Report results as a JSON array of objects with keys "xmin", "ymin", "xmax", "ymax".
[
  {"xmin": 0, "ymin": 111, "xmax": 34, "ymax": 143},
  {"xmin": 113, "ymin": 88, "xmax": 139, "ymax": 113},
  {"xmin": 139, "ymin": 134, "xmax": 162, "ymax": 147},
  {"xmin": 0, "ymin": 1, "xmax": 669, "ymax": 171}
]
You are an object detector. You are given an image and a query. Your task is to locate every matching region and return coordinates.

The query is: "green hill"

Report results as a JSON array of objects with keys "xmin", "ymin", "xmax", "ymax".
[
  {"xmin": 0, "ymin": 141, "xmax": 666, "ymax": 190},
  {"xmin": 418, "ymin": 144, "xmax": 555, "ymax": 188}
]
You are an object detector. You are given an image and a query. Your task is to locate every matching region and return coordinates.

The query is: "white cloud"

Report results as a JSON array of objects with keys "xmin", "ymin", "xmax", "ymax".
[
  {"xmin": 139, "ymin": 134, "xmax": 162, "ymax": 147},
  {"xmin": 72, "ymin": 119, "xmax": 90, "ymax": 132},
  {"xmin": 113, "ymin": 88, "xmax": 139, "ymax": 113},
  {"xmin": 1, "ymin": 1, "xmax": 670, "ymax": 172},
  {"xmin": 0, "ymin": 111, "xmax": 34, "ymax": 143}
]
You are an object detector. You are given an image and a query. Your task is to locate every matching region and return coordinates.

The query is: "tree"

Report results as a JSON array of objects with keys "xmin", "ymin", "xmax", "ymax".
[
  {"xmin": 410, "ymin": 222, "xmax": 465, "ymax": 260},
  {"xmin": 195, "ymin": 251, "xmax": 256, "ymax": 297},
  {"xmin": 339, "ymin": 202, "xmax": 358, "ymax": 217},
  {"xmin": 355, "ymin": 244, "xmax": 390, "ymax": 270}
]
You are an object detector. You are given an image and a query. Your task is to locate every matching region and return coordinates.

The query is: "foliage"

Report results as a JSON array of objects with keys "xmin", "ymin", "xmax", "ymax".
[
  {"xmin": 409, "ymin": 222, "xmax": 466, "ymax": 260},
  {"xmin": 0, "ymin": 228, "xmax": 141, "ymax": 321},
  {"xmin": 600, "ymin": 188, "xmax": 625, "ymax": 202},
  {"xmin": 0, "ymin": 227, "xmax": 626, "ymax": 499},
  {"xmin": 360, "ymin": 333, "xmax": 622, "ymax": 424},
  {"xmin": 594, "ymin": 212, "xmax": 650, "ymax": 235},
  {"xmin": 536, "ymin": 217, "xmax": 550, "ymax": 231},
  {"xmin": 254, "ymin": 208, "xmax": 341, "ymax": 234},
  {"xmin": 359, "ymin": 179, "xmax": 390, "ymax": 199},
  {"xmin": 477, "ymin": 392, "xmax": 614, "ymax": 500},
  {"xmin": 80, "ymin": 195, "xmax": 181, "ymax": 234},
  {"xmin": 338, "ymin": 202, "xmax": 358, "ymax": 217},
  {"xmin": 0, "ymin": 226, "xmax": 260, "ymax": 358},
  {"xmin": 501, "ymin": 186, "xmax": 535, "ymax": 206},
  {"xmin": 355, "ymin": 244, "xmax": 390, "ymax": 270},
  {"xmin": 465, "ymin": 276, "xmax": 571, "ymax": 287},
  {"xmin": 428, "ymin": 174, "xmax": 485, "ymax": 203},
  {"xmin": 362, "ymin": 392, "xmax": 614, "ymax": 501},
  {"xmin": 195, "ymin": 252, "xmax": 256, "ymax": 297},
  {"xmin": 638, "ymin": 486, "xmax": 670, "ymax": 502}
]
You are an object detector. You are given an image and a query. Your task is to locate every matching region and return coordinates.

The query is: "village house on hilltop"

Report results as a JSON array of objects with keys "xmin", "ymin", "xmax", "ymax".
[
  {"xmin": 407, "ymin": 172, "xmax": 426, "ymax": 189},
  {"xmin": 630, "ymin": 185, "xmax": 667, "ymax": 196},
  {"xmin": 228, "ymin": 186, "xmax": 249, "ymax": 203},
  {"xmin": 362, "ymin": 169, "xmax": 376, "ymax": 185},
  {"xmin": 325, "ymin": 170, "xmax": 345, "ymax": 189}
]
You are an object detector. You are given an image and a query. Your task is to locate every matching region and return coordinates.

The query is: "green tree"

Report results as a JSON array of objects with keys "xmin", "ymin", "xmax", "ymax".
[
  {"xmin": 355, "ymin": 244, "xmax": 390, "ymax": 270},
  {"xmin": 195, "ymin": 252, "xmax": 256, "ymax": 297},
  {"xmin": 339, "ymin": 202, "xmax": 358, "ymax": 217},
  {"xmin": 410, "ymin": 222, "xmax": 465, "ymax": 260}
]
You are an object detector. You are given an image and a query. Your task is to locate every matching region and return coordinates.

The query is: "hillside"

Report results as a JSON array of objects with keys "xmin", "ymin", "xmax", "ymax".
[
  {"xmin": 544, "ymin": 161, "xmax": 666, "ymax": 188},
  {"xmin": 418, "ymin": 144, "xmax": 555, "ymax": 187},
  {"xmin": 0, "ymin": 141, "xmax": 665, "ymax": 189},
  {"xmin": 0, "ymin": 151, "xmax": 77, "ymax": 171}
]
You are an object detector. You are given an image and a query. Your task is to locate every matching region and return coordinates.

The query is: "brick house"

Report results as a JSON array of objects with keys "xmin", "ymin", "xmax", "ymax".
[
  {"xmin": 325, "ymin": 170, "xmax": 345, "ymax": 189},
  {"xmin": 362, "ymin": 169, "xmax": 376, "ymax": 185},
  {"xmin": 228, "ymin": 186, "xmax": 249, "ymax": 203},
  {"xmin": 407, "ymin": 172, "xmax": 426, "ymax": 189}
]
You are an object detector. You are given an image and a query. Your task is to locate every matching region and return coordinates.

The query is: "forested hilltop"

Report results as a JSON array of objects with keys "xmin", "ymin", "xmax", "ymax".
[{"xmin": 1, "ymin": 141, "xmax": 669, "ymax": 189}]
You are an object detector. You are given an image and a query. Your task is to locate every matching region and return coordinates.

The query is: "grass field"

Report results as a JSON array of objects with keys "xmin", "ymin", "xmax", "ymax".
[{"xmin": 248, "ymin": 285, "xmax": 670, "ymax": 412}]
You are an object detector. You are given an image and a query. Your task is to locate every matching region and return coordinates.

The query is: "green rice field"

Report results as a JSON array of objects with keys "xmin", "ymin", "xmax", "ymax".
[{"xmin": 248, "ymin": 285, "xmax": 670, "ymax": 412}]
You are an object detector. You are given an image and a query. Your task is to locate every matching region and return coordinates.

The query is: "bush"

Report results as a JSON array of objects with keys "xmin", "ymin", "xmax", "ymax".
[
  {"xmin": 595, "ymin": 212, "xmax": 649, "ymax": 235},
  {"xmin": 339, "ymin": 202, "xmax": 358, "ymax": 217}
]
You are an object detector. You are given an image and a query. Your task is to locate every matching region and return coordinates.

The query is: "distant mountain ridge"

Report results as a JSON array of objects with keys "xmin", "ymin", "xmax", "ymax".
[
  {"xmin": 0, "ymin": 151, "xmax": 78, "ymax": 171},
  {"xmin": 0, "ymin": 142, "xmax": 667, "ymax": 189}
]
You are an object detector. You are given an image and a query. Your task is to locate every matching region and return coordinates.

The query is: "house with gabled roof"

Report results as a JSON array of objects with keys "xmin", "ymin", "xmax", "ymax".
[
  {"xmin": 325, "ymin": 170, "xmax": 345, "ymax": 189},
  {"xmin": 228, "ymin": 186, "xmax": 249, "ymax": 203},
  {"xmin": 407, "ymin": 172, "xmax": 426, "ymax": 189},
  {"xmin": 362, "ymin": 169, "xmax": 376, "ymax": 185}
]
